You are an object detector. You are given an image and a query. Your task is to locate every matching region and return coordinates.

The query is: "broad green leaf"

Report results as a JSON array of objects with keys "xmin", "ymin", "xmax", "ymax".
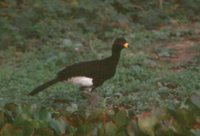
[
  {"xmin": 34, "ymin": 128, "xmax": 54, "ymax": 136},
  {"xmin": 4, "ymin": 103, "xmax": 17, "ymax": 112},
  {"xmin": 33, "ymin": 107, "xmax": 51, "ymax": 121},
  {"xmin": 191, "ymin": 129, "xmax": 200, "ymax": 136},
  {"xmin": 49, "ymin": 118, "xmax": 67, "ymax": 135},
  {"xmin": 191, "ymin": 95, "xmax": 200, "ymax": 109},
  {"xmin": 138, "ymin": 112, "xmax": 158, "ymax": 136},
  {"xmin": 104, "ymin": 122, "xmax": 117, "ymax": 136},
  {"xmin": 113, "ymin": 110, "xmax": 128, "ymax": 128},
  {"xmin": 0, "ymin": 111, "xmax": 7, "ymax": 128},
  {"xmin": 14, "ymin": 119, "xmax": 41, "ymax": 136},
  {"xmin": 0, "ymin": 123, "xmax": 23, "ymax": 136},
  {"xmin": 76, "ymin": 123, "xmax": 96, "ymax": 136},
  {"xmin": 176, "ymin": 107, "xmax": 195, "ymax": 127}
]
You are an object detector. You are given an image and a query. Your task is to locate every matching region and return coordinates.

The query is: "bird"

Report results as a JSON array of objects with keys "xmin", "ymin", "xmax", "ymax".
[{"xmin": 28, "ymin": 37, "xmax": 128, "ymax": 96}]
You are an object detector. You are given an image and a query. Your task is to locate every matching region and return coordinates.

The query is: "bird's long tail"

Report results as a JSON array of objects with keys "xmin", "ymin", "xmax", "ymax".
[{"xmin": 28, "ymin": 78, "xmax": 59, "ymax": 96}]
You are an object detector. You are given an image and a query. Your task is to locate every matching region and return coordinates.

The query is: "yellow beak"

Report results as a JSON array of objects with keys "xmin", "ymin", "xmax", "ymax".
[{"xmin": 123, "ymin": 42, "xmax": 129, "ymax": 48}]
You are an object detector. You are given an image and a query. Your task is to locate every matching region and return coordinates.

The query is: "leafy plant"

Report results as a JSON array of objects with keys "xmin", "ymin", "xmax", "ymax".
[{"xmin": 0, "ymin": 94, "xmax": 199, "ymax": 136}]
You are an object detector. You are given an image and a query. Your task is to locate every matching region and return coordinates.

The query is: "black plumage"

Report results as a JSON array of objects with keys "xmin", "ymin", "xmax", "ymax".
[{"xmin": 28, "ymin": 37, "xmax": 128, "ymax": 96}]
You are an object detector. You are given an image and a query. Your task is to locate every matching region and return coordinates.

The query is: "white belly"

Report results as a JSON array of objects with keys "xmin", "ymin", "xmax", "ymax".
[{"xmin": 67, "ymin": 76, "xmax": 93, "ymax": 87}]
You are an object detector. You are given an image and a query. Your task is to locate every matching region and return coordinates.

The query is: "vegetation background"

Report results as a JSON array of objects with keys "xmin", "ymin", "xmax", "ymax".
[{"xmin": 0, "ymin": 0, "xmax": 200, "ymax": 135}]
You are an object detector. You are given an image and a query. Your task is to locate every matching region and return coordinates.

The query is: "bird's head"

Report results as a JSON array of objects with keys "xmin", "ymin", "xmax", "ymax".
[{"xmin": 112, "ymin": 37, "xmax": 128, "ymax": 51}]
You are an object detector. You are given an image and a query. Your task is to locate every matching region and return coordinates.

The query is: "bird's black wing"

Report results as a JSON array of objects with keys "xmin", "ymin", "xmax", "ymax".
[{"xmin": 56, "ymin": 60, "xmax": 101, "ymax": 80}]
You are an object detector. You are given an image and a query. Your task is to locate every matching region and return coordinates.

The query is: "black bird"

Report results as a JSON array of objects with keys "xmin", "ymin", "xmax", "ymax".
[{"xmin": 28, "ymin": 37, "xmax": 128, "ymax": 96}]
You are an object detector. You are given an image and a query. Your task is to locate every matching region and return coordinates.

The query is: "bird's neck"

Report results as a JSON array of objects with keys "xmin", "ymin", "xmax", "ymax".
[{"xmin": 110, "ymin": 49, "xmax": 121, "ymax": 65}]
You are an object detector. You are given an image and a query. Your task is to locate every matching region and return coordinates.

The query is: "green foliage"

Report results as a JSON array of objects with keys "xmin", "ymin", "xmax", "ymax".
[
  {"xmin": 0, "ymin": 0, "xmax": 200, "ymax": 135},
  {"xmin": 0, "ymin": 94, "xmax": 199, "ymax": 136},
  {"xmin": 0, "ymin": 0, "xmax": 199, "ymax": 50},
  {"xmin": 0, "ymin": 23, "xmax": 199, "ymax": 112}
]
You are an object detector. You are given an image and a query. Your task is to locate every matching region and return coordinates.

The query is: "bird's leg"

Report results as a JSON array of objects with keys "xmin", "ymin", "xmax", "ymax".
[
  {"xmin": 79, "ymin": 86, "xmax": 92, "ymax": 99},
  {"xmin": 80, "ymin": 86, "xmax": 102, "ymax": 107},
  {"xmin": 90, "ymin": 86, "xmax": 96, "ymax": 92},
  {"xmin": 79, "ymin": 86, "xmax": 98, "ymax": 98}
]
